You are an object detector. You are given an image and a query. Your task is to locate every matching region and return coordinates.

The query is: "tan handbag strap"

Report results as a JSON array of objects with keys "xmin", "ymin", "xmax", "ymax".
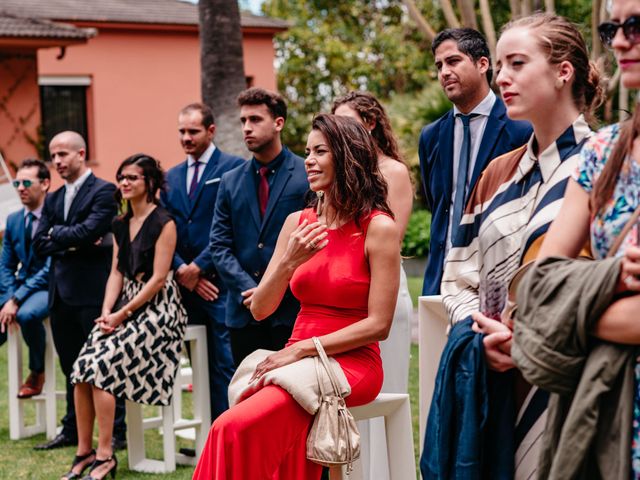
[
  {"xmin": 606, "ymin": 204, "xmax": 640, "ymax": 258},
  {"xmin": 312, "ymin": 337, "xmax": 343, "ymax": 398}
]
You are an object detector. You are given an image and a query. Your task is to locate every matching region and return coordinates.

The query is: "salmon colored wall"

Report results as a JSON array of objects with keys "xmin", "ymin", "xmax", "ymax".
[
  {"xmin": 38, "ymin": 26, "xmax": 278, "ymax": 187},
  {"xmin": 0, "ymin": 53, "xmax": 42, "ymax": 171}
]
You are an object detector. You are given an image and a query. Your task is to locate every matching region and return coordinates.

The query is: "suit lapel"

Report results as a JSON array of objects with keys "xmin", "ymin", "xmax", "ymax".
[
  {"xmin": 54, "ymin": 188, "xmax": 65, "ymax": 224},
  {"xmin": 174, "ymin": 161, "xmax": 190, "ymax": 214},
  {"xmin": 17, "ymin": 209, "xmax": 28, "ymax": 263},
  {"xmin": 66, "ymin": 173, "xmax": 95, "ymax": 223},
  {"xmin": 241, "ymin": 164, "xmax": 261, "ymax": 229},
  {"xmin": 261, "ymin": 154, "xmax": 293, "ymax": 234},
  {"xmin": 189, "ymin": 148, "xmax": 220, "ymax": 211},
  {"xmin": 439, "ymin": 112, "xmax": 455, "ymax": 203},
  {"xmin": 470, "ymin": 100, "xmax": 506, "ymax": 188}
]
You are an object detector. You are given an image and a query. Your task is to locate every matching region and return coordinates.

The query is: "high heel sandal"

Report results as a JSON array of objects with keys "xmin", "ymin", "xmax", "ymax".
[
  {"xmin": 81, "ymin": 454, "xmax": 118, "ymax": 480},
  {"xmin": 60, "ymin": 450, "xmax": 96, "ymax": 480}
]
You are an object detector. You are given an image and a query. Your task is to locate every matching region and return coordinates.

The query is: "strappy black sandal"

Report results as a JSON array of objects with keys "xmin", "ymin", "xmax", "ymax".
[
  {"xmin": 81, "ymin": 454, "xmax": 118, "ymax": 480},
  {"xmin": 60, "ymin": 449, "xmax": 96, "ymax": 480}
]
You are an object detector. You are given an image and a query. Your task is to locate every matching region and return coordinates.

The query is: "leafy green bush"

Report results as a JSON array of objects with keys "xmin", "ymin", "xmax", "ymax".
[{"xmin": 402, "ymin": 209, "xmax": 430, "ymax": 258}]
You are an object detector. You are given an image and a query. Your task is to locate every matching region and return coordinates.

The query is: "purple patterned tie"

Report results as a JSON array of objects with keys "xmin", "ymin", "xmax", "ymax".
[{"xmin": 188, "ymin": 160, "xmax": 201, "ymax": 201}]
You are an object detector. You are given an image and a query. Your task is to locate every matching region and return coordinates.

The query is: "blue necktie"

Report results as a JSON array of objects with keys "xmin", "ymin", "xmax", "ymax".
[
  {"xmin": 25, "ymin": 212, "xmax": 34, "ymax": 253},
  {"xmin": 451, "ymin": 113, "xmax": 479, "ymax": 244}
]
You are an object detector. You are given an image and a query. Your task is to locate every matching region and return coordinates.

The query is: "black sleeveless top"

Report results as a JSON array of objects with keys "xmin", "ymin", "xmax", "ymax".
[{"xmin": 112, "ymin": 207, "xmax": 173, "ymax": 282}]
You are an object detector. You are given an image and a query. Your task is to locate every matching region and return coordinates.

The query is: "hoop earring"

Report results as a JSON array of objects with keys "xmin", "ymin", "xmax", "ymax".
[{"xmin": 316, "ymin": 191, "xmax": 324, "ymax": 217}]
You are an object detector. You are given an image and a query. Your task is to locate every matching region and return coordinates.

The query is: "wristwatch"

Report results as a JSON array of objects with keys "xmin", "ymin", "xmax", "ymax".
[{"xmin": 124, "ymin": 308, "xmax": 134, "ymax": 318}]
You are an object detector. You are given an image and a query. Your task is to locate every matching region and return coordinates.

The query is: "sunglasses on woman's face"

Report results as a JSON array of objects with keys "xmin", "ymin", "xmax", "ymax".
[
  {"xmin": 116, "ymin": 174, "xmax": 145, "ymax": 184},
  {"xmin": 12, "ymin": 179, "xmax": 34, "ymax": 188},
  {"xmin": 598, "ymin": 15, "xmax": 640, "ymax": 47}
]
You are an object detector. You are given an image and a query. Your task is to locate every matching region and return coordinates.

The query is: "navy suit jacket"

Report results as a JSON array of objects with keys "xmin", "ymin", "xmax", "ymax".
[
  {"xmin": 0, "ymin": 207, "xmax": 50, "ymax": 306},
  {"xmin": 161, "ymin": 147, "xmax": 245, "ymax": 284},
  {"xmin": 210, "ymin": 147, "xmax": 309, "ymax": 329},
  {"xmin": 419, "ymin": 98, "xmax": 532, "ymax": 295},
  {"xmin": 33, "ymin": 173, "xmax": 117, "ymax": 308}
]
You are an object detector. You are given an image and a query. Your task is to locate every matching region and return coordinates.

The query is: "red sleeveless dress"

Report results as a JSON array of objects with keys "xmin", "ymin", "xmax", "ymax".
[{"xmin": 193, "ymin": 209, "xmax": 386, "ymax": 480}]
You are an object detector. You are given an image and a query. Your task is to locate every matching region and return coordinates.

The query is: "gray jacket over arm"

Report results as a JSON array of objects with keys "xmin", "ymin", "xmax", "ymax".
[{"xmin": 512, "ymin": 256, "xmax": 634, "ymax": 480}]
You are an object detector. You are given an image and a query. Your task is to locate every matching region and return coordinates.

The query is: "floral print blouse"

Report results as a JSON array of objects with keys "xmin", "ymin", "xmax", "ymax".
[{"xmin": 574, "ymin": 122, "xmax": 640, "ymax": 477}]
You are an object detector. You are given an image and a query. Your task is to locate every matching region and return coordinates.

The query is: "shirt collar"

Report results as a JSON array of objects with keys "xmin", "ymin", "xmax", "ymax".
[
  {"xmin": 452, "ymin": 89, "xmax": 496, "ymax": 118},
  {"xmin": 65, "ymin": 168, "xmax": 92, "ymax": 191},
  {"xmin": 252, "ymin": 147, "xmax": 287, "ymax": 175},
  {"xmin": 24, "ymin": 204, "xmax": 43, "ymax": 220},
  {"xmin": 514, "ymin": 114, "xmax": 591, "ymax": 184},
  {"xmin": 188, "ymin": 143, "xmax": 216, "ymax": 167}
]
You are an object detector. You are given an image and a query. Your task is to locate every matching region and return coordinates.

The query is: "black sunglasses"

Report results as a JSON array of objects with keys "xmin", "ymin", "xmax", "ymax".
[
  {"xmin": 12, "ymin": 179, "xmax": 35, "ymax": 188},
  {"xmin": 116, "ymin": 174, "xmax": 145, "ymax": 183},
  {"xmin": 598, "ymin": 15, "xmax": 640, "ymax": 47}
]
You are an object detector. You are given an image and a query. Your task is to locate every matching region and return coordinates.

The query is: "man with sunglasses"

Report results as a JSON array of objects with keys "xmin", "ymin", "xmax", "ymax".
[
  {"xmin": 31, "ymin": 131, "xmax": 127, "ymax": 451},
  {"xmin": 0, "ymin": 159, "xmax": 51, "ymax": 399}
]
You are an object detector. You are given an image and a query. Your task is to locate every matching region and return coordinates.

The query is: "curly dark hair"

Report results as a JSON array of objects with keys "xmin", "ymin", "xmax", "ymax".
[
  {"xmin": 237, "ymin": 87, "xmax": 287, "ymax": 120},
  {"xmin": 309, "ymin": 114, "xmax": 392, "ymax": 227},
  {"xmin": 114, "ymin": 153, "xmax": 166, "ymax": 217},
  {"xmin": 332, "ymin": 91, "xmax": 405, "ymax": 165}
]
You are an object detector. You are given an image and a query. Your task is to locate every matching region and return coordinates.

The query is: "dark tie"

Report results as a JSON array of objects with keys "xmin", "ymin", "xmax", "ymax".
[
  {"xmin": 25, "ymin": 212, "xmax": 34, "ymax": 253},
  {"xmin": 451, "ymin": 113, "xmax": 479, "ymax": 242},
  {"xmin": 188, "ymin": 160, "xmax": 201, "ymax": 201},
  {"xmin": 258, "ymin": 166, "xmax": 270, "ymax": 217}
]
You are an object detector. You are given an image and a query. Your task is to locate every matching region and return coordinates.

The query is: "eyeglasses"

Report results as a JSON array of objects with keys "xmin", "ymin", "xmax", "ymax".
[
  {"xmin": 598, "ymin": 15, "xmax": 640, "ymax": 47},
  {"xmin": 116, "ymin": 174, "xmax": 145, "ymax": 183},
  {"xmin": 12, "ymin": 179, "xmax": 35, "ymax": 188}
]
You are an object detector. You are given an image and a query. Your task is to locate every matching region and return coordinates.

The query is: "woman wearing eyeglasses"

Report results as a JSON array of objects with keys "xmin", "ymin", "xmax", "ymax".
[
  {"xmin": 60, "ymin": 154, "xmax": 187, "ymax": 480},
  {"xmin": 536, "ymin": 0, "xmax": 640, "ymax": 476}
]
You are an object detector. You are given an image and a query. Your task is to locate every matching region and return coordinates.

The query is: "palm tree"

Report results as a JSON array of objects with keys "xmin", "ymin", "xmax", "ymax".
[{"xmin": 198, "ymin": 0, "xmax": 249, "ymax": 156}]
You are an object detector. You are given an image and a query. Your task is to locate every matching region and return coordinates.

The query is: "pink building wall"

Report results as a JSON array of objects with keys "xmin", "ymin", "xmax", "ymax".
[
  {"xmin": 0, "ymin": 53, "xmax": 42, "ymax": 170},
  {"xmin": 38, "ymin": 24, "xmax": 279, "ymax": 186}
]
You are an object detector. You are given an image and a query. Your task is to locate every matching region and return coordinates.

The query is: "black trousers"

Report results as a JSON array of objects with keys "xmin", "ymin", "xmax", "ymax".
[
  {"xmin": 228, "ymin": 322, "xmax": 293, "ymax": 367},
  {"xmin": 50, "ymin": 295, "xmax": 126, "ymax": 440}
]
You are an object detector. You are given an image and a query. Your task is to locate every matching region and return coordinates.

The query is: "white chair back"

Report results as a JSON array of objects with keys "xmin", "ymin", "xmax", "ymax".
[{"xmin": 418, "ymin": 295, "xmax": 448, "ymax": 451}]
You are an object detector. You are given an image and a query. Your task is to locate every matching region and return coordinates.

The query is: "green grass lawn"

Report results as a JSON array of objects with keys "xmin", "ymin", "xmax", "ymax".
[{"xmin": 0, "ymin": 276, "xmax": 424, "ymax": 479}]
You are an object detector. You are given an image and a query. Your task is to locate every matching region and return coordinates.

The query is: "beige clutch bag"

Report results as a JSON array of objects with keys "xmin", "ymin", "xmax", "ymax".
[{"xmin": 227, "ymin": 348, "xmax": 351, "ymax": 415}]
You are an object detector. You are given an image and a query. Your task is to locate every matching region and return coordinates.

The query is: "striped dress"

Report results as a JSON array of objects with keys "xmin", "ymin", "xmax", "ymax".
[{"xmin": 441, "ymin": 115, "xmax": 591, "ymax": 479}]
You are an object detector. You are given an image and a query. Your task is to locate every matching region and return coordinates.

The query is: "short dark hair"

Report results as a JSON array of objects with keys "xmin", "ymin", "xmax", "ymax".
[
  {"xmin": 237, "ymin": 87, "xmax": 287, "ymax": 121},
  {"xmin": 180, "ymin": 103, "xmax": 215, "ymax": 128},
  {"xmin": 19, "ymin": 158, "xmax": 50, "ymax": 182},
  {"xmin": 431, "ymin": 28, "xmax": 493, "ymax": 84},
  {"xmin": 114, "ymin": 154, "xmax": 166, "ymax": 215}
]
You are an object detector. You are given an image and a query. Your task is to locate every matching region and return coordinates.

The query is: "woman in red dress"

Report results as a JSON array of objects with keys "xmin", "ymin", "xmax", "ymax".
[{"xmin": 193, "ymin": 113, "xmax": 401, "ymax": 479}]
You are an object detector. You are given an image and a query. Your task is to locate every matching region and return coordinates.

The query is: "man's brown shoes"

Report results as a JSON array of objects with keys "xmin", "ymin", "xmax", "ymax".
[{"xmin": 17, "ymin": 371, "xmax": 44, "ymax": 398}]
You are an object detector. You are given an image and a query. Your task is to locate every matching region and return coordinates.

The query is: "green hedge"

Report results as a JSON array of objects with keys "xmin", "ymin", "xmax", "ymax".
[{"xmin": 402, "ymin": 209, "xmax": 430, "ymax": 258}]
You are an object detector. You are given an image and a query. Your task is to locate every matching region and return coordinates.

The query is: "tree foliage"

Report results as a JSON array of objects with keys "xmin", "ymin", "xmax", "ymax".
[{"xmin": 262, "ymin": 0, "xmax": 439, "ymax": 153}]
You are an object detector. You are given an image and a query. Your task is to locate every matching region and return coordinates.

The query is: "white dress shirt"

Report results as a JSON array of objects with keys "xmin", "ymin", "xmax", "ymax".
[
  {"xmin": 64, "ymin": 168, "xmax": 92, "ymax": 220},
  {"xmin": 186, "ymin": 143, "xmax": 216, "ymax": 191},
  {"xmin": 446, "ymin": 90, "xmax": 497, "ymax": 254}
]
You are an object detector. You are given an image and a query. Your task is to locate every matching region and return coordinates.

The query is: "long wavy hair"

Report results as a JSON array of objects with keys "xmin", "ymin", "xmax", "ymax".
[
  {"xmin": 332, "ymin": 91, "xmax": 405, "ymax": 165},
  {"xmin": 309, "ymin": 114, "xmax": 392, "ymax": 227}
]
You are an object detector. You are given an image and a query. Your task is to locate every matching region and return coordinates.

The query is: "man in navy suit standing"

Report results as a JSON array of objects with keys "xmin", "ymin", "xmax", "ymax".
[
  {"xmin": 0, "ymin": 159, "xmax": 51, "ymax": 399},
  {"xmin": 419, "ymin": 28, "xmax": 532, "ymax": 295},
  {"xmin": 161, "ymin": 103, "xmax": 244, "ymax": 421},
  {"xmin": 32, "ymin": 131, "xmax": 126, "ymax": 450},
  {"xmin": 210, "ymin": 88, "xmax": 308, "ymax": 366}
]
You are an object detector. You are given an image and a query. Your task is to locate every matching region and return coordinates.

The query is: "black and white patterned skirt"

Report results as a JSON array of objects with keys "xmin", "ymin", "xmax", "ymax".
[{"xmin": 71, "ymin": 274, "xmax": 188, "ymax": 406}]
